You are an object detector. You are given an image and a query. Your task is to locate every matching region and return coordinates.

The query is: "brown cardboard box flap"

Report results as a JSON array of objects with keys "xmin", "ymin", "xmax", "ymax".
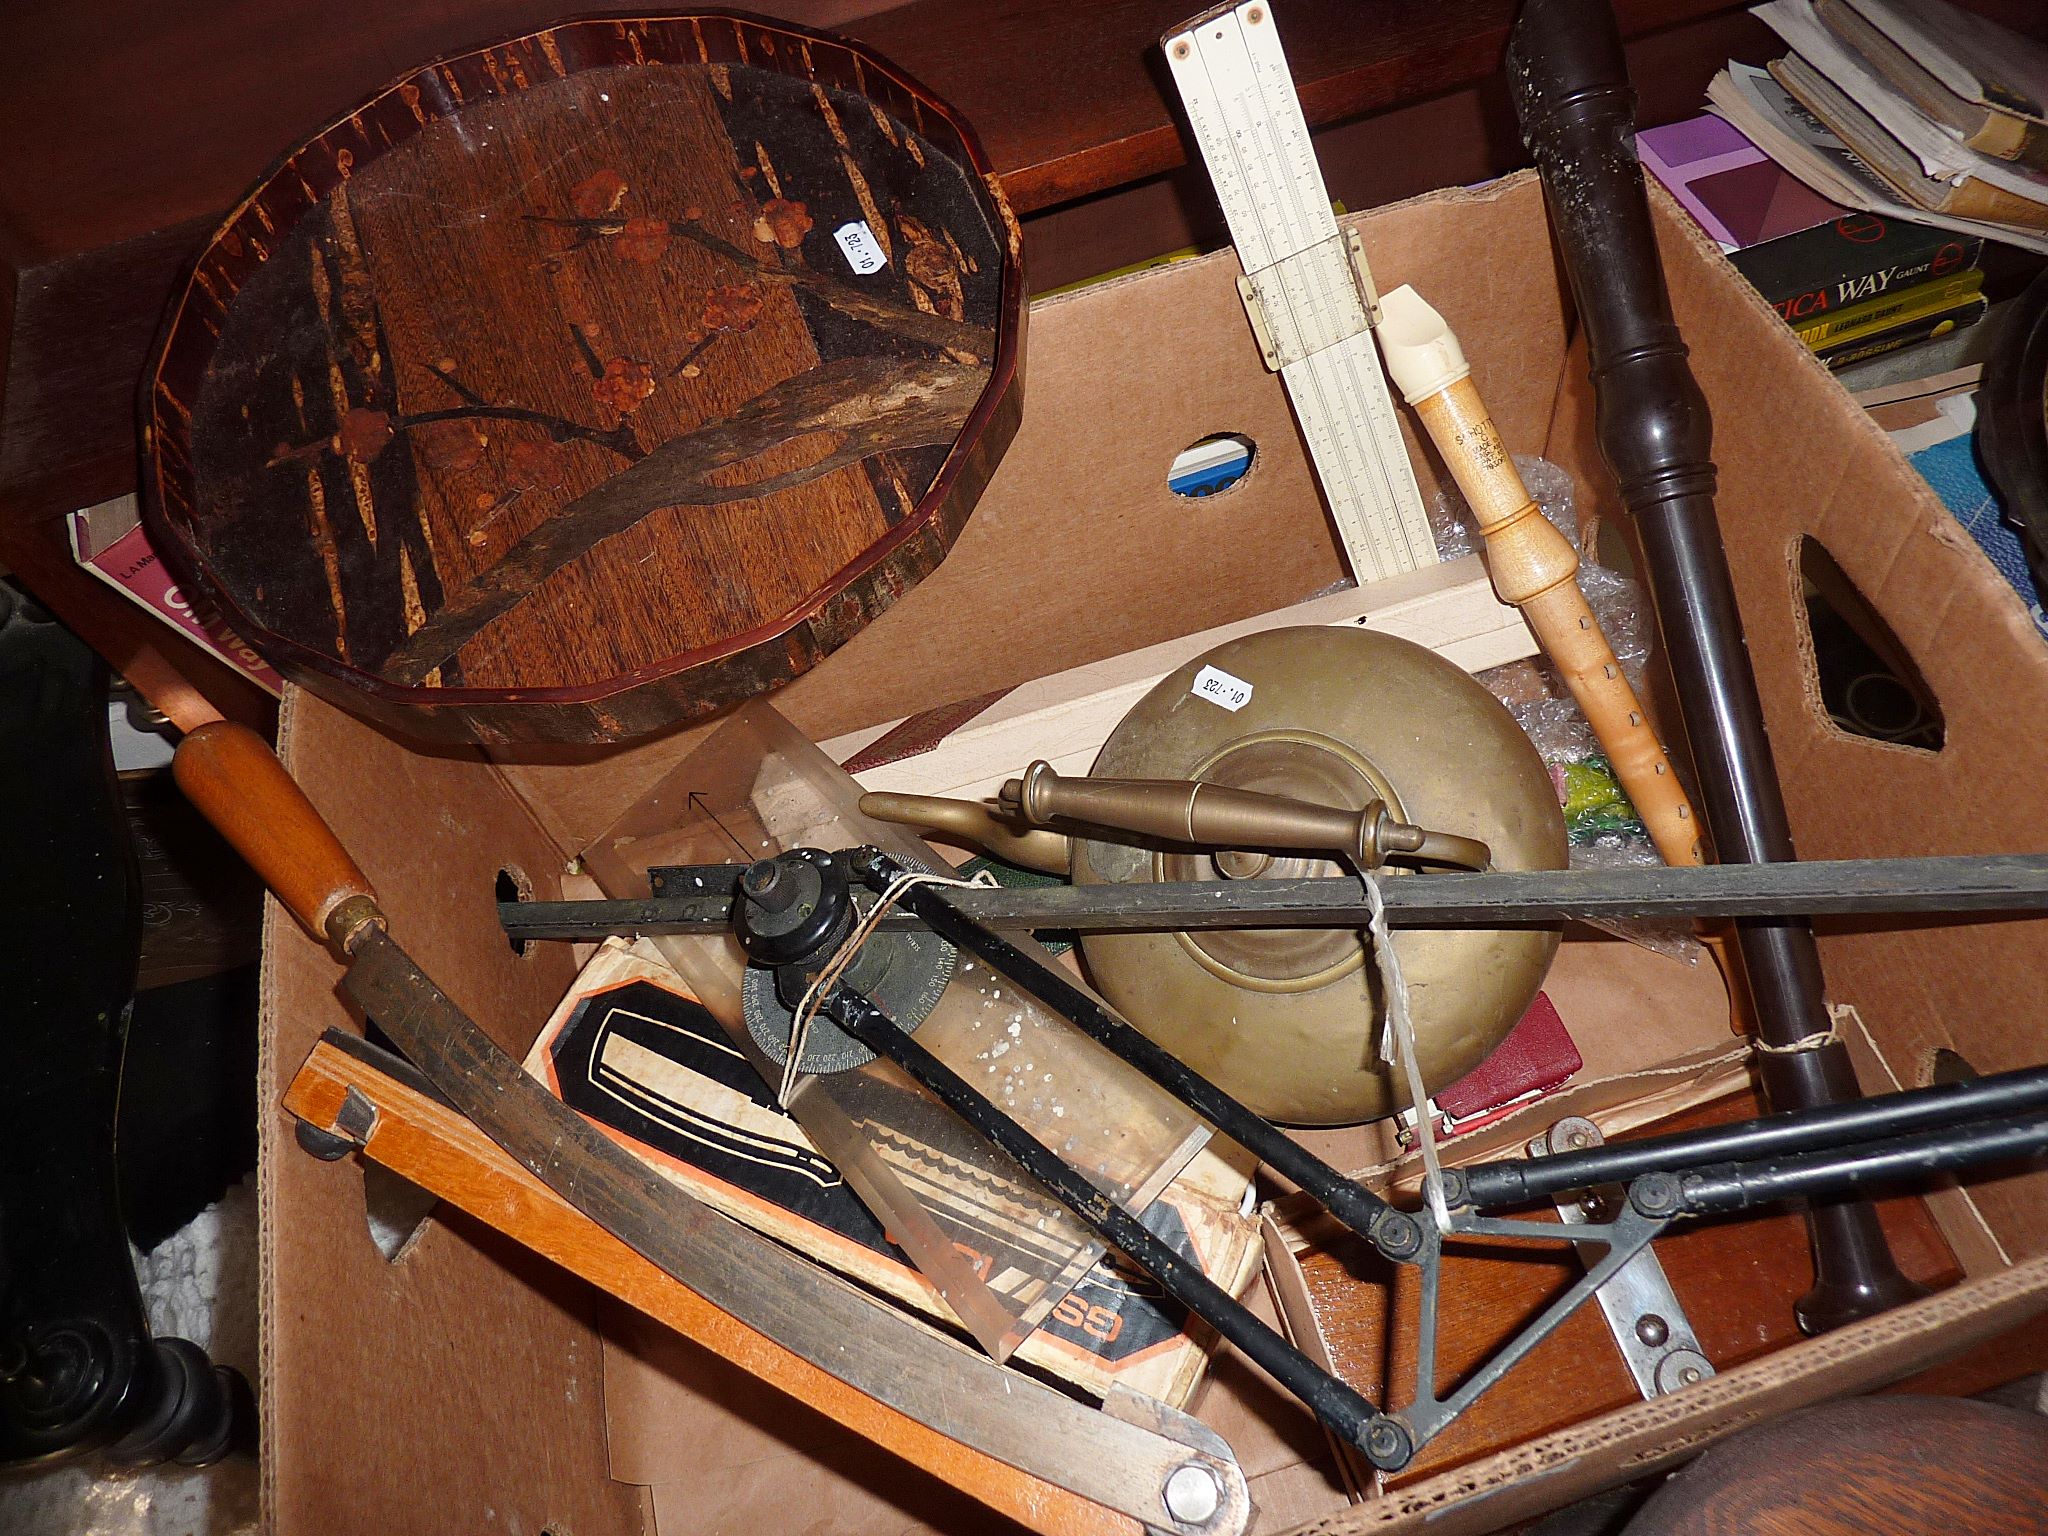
[{"xmin": 607, "ymin": 1306, "xmax": 1015, "ymax": 1535}]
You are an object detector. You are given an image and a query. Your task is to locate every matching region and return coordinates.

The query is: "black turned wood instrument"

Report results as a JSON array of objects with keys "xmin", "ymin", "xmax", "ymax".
[{"xmin": 1506, "ymin": 0, "xmax": 1921, "ymax": 1330}]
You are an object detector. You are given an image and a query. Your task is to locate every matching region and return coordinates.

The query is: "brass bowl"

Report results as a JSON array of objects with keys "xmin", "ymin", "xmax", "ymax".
[{"xmin": 1071, "ymin": 625, "xmax": 1566, "ymax": 1125}]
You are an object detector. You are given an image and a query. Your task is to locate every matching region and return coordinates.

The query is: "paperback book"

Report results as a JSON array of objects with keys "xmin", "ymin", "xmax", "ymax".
[
  {"xmin": 1706, "ymin": 62, "xmax": 2048, "ymax": 257},
  {"xmin": 1814, "ymin": 0, "xmax": 2048, "ymax": 169},
  {"xmin": 1638, "ymin": 111, "xmax": 1982, "ymax": 322},
  {"xmin": 67, "ymin": 495, "xmax": 284, "ymax": 696},
  {"xmin": 1817, "ymin": 293, "xmax": 1986, "ymax": 367},
  {"xmin": 1758, "ymin": 0, "xmax": 2048, "ymax": 230},
  {"xmin": 1791, "ymin": 266, "xmax": 1983, "ymax": 350}
]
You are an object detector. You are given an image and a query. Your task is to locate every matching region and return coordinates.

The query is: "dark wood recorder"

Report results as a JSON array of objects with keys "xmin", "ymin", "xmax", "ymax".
[{"xmin": 1505, "ymin": 0, "xmax": 1921, "ymax": 1330}]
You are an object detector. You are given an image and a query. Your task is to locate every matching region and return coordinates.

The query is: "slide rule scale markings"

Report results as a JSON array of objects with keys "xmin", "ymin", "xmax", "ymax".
[{"xmin": 1165, "ymin": 2, "xmax": 1437, "ymax": 582}]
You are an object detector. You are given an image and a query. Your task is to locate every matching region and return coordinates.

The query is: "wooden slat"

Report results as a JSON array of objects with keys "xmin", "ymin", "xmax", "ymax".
[
  {"xmin": 282, "ymin": 1038, "xmax": 1145, "ymax": 1536},
  {"xmin": 855, "ymin": 0, "xmax": 1739, "ymax": 211}
]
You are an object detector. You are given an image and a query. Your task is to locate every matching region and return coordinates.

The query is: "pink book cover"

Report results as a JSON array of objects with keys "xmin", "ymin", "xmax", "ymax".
[
  {"xmin": 68, "ymin": 497, "xmax": 285, "ymax": 696},
  {"xmin": 1637, "ymin": 112, "xmax": 1845, "ymax": 252}
]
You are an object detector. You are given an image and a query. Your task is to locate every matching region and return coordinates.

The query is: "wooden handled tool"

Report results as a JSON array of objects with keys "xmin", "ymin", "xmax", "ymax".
[
  {"xmin": 169, "ymin": 720, "xmax": 1237, "ymax": 1534},
  {"xmin": 1377, "ymin": 284, "xmax": 1702, "ymax": 868},
  {"xmin": 171, "ymin": 720, "xmax": 384, "ymax": 954}
]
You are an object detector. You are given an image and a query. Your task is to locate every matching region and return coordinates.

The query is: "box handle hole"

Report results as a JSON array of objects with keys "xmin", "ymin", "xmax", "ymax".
[
  {"xmin": 1168, "ymin": 433, "xmax": 1255, "ymax": 499},
  {"xmin": 361, "ymin": 1162, "xmax": 438, "ymax": 1263},
  {"xmin": 497, "ymin": 866, "xmax": 534, "ymax": 956},
  {"xmin": 1925, "ymin": 1047, "xmax": 1979, "ymax": 1085},
  {"xmin": 1800, "ymin": 537, "xmax": 1945, "ymax": 752}
]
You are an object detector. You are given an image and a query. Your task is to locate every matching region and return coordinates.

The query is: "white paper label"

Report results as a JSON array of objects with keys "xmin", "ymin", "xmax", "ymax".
[
  {"xmin": 833, "ymin": 220, "xmax": 887, "ymax": 275},
  {"xmin": 1191, "ymin": 664, "xmax": 1253, "ymax": 712}
]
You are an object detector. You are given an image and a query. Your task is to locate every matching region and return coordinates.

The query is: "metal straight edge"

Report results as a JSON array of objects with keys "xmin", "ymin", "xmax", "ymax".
[
  {"xmin": 499, "ymin": 853, "xmax": 2048, "ymax": 940},
  {"xmin": 339, "ymin": 928, "xmax": 1250, "ymax": 1536}
]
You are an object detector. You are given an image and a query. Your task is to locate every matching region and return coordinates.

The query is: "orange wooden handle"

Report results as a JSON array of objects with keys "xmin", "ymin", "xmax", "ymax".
[
  {"xmin": 1414, "ymin": 379, "xmax": 1703, "ymax": 867},
  {"xmin": 172, "ymin": 720, "xmax": 379, "ymax": 942}
]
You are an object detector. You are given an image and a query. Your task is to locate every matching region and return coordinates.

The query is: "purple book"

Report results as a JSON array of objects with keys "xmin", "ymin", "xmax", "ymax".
[
  {"xmin": 1638, "ymin": 113, "xmax": 1843, "ymax": 250},
  {"xmin": 1639, "ymin": 112, "xmax": 1980, "ymax": 321}
]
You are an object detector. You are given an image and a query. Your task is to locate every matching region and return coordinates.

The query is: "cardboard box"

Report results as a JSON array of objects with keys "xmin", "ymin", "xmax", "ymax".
[{"xmin": 257, "ymin": 171, "xmax": 2048, "ymax": 1534}]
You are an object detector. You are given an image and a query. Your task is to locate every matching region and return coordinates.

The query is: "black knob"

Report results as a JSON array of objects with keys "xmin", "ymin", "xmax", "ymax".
[
  {"xmin": 734, "ymin": 850, "xmax": 850, "ymax": 966},
  {"xmin": 740, "ymin": 858, "xmax": 799, "ymax": 913}
]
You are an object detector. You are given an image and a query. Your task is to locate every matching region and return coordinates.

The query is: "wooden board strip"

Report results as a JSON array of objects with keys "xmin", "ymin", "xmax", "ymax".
[
  {"xmin": 823, "ymin": 554, "xmax": 1532, "ymax": 804},
  {"xmin": 283, "ymin": 1038, "xmax": 1151, "ymax": 1536}
]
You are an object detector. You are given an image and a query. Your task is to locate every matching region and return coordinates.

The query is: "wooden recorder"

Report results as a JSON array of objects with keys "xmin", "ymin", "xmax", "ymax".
[{"xmin": 1378, "ymin": 285, "xmax": 1702, "ymax": 869}]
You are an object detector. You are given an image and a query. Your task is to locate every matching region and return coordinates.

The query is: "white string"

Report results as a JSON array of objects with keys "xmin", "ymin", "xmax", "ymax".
[
  {"xmin": 1364, "ymin": 869, "xmax": 1451, "ymax": 1230},
  {"xmin": 1754, "ymin": 1029, "xmax": 1841, "ymax": 1055},
  {"xmin": 777, "ymin": 865, "xmax": 999, "ymax": 1108}
]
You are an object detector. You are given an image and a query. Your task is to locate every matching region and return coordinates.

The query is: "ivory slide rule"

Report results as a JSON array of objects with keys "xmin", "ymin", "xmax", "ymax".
[{"xmin": 1164, "ymin": 1, "xmax": 1438, "ymax": 581}]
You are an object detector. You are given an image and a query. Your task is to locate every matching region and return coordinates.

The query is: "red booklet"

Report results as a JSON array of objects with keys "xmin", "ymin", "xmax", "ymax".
[{"xmin": 1398, "ymin": 992, "xmax": 1582, "ymax": 1145}]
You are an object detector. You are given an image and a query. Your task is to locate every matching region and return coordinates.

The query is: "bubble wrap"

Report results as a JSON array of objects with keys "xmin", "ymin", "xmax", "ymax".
[{"xmin": 1435, "ymin": 457, "xmax": 1698, "ymax": 962}]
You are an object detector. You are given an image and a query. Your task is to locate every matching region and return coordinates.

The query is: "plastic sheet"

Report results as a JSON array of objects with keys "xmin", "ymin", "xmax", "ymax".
[{"xmin": 1435, "ymin": 456, "xmax": 1701, "ymax": 962}]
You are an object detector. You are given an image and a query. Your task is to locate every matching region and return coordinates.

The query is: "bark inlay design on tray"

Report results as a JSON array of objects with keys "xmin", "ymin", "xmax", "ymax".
[{"xmin": 146, "ymin": 15, "xmax": 1023, "ymax": 743}]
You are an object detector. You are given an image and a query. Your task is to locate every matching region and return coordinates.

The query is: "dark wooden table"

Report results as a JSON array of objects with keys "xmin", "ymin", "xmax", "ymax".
[{"xmin": 3, "ymin": 0, "xmax": 2043, "ymax": 726}]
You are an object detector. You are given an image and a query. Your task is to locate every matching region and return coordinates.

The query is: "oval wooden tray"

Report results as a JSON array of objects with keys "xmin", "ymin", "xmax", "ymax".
[{"xmin": 145, "ymin": 12, "xmax": 1023, "ymax": 744}]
